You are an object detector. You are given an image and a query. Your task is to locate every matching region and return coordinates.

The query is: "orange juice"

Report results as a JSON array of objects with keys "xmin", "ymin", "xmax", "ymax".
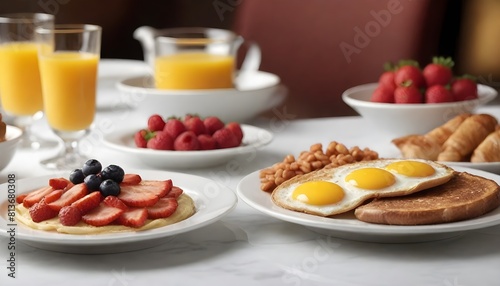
[
  {"xmin": 0, "ymin": 42, "xmax": 44, "ymax": 116},
  {"xmin": 154, "ymin": 52, "xmax": 234, "ymax": 89},
  {"xmin": 39, "ymin": 52, "xmax": 99, "ymax": 131}
]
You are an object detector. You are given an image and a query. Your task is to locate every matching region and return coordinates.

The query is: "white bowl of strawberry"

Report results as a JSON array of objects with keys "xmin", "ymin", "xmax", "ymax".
[{"xmin": 342, "ymin": 57, "xmax": 497, "ymax": 136}]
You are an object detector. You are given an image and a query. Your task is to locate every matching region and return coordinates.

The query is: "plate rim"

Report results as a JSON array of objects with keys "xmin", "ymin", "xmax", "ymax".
[
  {"xmin": 236, "ymin": 166, "xmax": 500, "ymax": 237},
  {"xmin": 0, "ymin": 169, "xmax": 237, "ymax": 248}
]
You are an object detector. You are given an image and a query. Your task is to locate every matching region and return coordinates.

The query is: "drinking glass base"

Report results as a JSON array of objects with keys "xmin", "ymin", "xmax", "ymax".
[{"xmin": 40, "ymin": 152, "xmax": 89, "ymax": 170}]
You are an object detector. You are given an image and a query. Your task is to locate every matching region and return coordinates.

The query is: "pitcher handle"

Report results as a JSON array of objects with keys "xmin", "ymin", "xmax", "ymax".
[{"xmin": 239, "ymin": 39, "xmax": 261, "ymax": 72}]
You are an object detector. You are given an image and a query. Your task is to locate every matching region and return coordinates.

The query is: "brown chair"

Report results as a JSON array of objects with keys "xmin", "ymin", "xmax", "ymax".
[{"xmin": 233, "ymin": 0, "xmax": 448, "ymax": 118}]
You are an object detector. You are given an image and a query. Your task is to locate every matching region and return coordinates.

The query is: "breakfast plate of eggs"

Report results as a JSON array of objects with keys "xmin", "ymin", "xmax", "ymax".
[{"xmin": 237, "ymin": 159, "xmax": 500, "ymax": 243}]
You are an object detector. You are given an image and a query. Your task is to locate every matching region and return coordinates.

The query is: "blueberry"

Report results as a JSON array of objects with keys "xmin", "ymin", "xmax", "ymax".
[
  {"xmin": 69, "ymin": 169, "xmax": 85, "ymax": 184},
  {"xmin": 82, "ymin": 159, "xmax": 102, "ymax": 176},
  {"xmin": 99, "ymin": 179, "xmax": 121, "ymax": 197},
  {"xmin": 84, "ymin": 174, "xmax": 102, "ymax": 192},
  {"xmin": 101, "ymin": 165, "xmax": 125, "ymax": 183}
]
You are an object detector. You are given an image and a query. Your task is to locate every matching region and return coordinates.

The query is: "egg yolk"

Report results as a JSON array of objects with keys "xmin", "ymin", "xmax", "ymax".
[
  {"xmin": 385, "ymin": 161, "xmax": 435, "ymax": 177},
  {"xmin": 345, "ymin": 168, "xmax": 395, "ymax": 190},
  {"xmin": 292, "ymin": 181, "xmax": 344, "ymax": 205}
]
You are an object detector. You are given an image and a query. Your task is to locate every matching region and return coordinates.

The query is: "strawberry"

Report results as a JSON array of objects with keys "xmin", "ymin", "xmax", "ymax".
[
  {"xmin": 47, "ymin": 183, "xmax": 88, "ymax": 212},
  {"xmin": 203, "ymin": 116, "xmax": 225, "ymax": 135},
  {"xmin": 394, "ymin": 84, "xmax": 423, "ymax": 104},
  {"xmin": 422, "ymin": 56, "xmax": 454, "ymax": 87},
  {"xmin": 226, "ymin": 122, "xmax": 244, "ymax": 144},
  {"xmin": 425, "ymin": 85, "xmax": 454, "ymax": 103},
  {"xmin": 197, "ymin": 134, "xmax": 217, "ymax": 150},
  {"xmin": 22, "ymin": 186, "xmax": 55, "ymax": 208},
  {"xmin": 147, "ymin": 114, "xmax": 166, "ymax": 132},
  {"xmin": 58, "ymin": 205, "xmax": 82, "ymax": 226},
  {"xmin": 147, "ymin": 197, "xmax": 179, "ymax": 219},
  {"xmin": 163, "ymin": 118, "xmax": 186, "ymax": 139},
  {"xmin": 16, "ymin": 194, "xmax": 27, "ymax": 204},
  {"xmin": 370, "ymin": 85, "xmax": 395, "ymax": 103},
  {"xmin": 166, "ymin": 186, "xmax": 183, "ymax": 198},
  {"xmin": 394, "ymin": 61, "xmax": 426, "ymax": 88},
  {"xmin": 174, "ymin": 131, "xmax": 200, "ymax": 151},
  {"xmin": 121, "ymin": 173, "xmax": 142, "ymax": 185},
  {"xmin": 29, "ymin": 198, "xmax": 58, "ymax": 222},
  {"xmin": 71, "ymin": 191, "xmax": 102, "ymax": 215},
  {"xmin": 184, "ymin": 116, "xmax": 208, "ymax": 135},
  {"xmin": 48, "ymin": 177, "xmax": 71, "ymax": 190},
  {"xmin": 116, "ymin": 208, "xmax": 148, "ymax": 228},
  {"xmin": 102, "ymin": 195, "xmax": 128, "ymax": 210},
  {"xmin": 81, "ymin": 203, "xmax": 125, "ymax": 227},
  {"xmin": 43, "ymin": 189, "xmax": 64, "ymax": 204},
  {"xmin": 213, "ymin": 127, "xmax": 239, "ymax": 149},
  {"xmin": 378, "ymin": 71, "xmax": 396, "ymax": 91},
  {"xmin": 118, "ymin": 180, "xmax": 173, "ymax": 207},
  {"xmin": 134, "ymin": 129, "xmax": 150, "ymax": 148},
  {"xmin": 147, "ymin": 131, "xmax": 174, "ymax": 150},
  {"xmin": 451, "ymin": 77, "xmax": 478, "ymax": 101}
]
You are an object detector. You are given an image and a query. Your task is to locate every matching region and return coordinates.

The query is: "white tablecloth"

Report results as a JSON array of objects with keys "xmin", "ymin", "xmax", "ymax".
[{"xmin": 1, "ymin": 61, "xmax": 500, "ymax": 286}]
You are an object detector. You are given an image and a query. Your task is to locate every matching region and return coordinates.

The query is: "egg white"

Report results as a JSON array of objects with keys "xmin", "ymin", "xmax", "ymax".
[{"xmin": 271, "ymin": 159, "xmax": 455, "ymax": 217}]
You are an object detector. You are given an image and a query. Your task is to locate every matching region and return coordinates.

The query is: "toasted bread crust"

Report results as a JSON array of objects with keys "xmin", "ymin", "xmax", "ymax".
[{"xmin": 354, "ymin": 172, "xmax": 500, "ymax": 225}]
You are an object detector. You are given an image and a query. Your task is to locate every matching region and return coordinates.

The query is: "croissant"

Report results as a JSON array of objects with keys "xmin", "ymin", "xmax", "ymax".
[
  {"xmin": 391, "ymin": 113, "xmax": 471, "ymax": 160},
  {"xmin": 471, "ymin": 130, "xmax": 500, "ymax": 162},
  {"xmin": 437, "ymin": 114, "xmax": 498, "ymax": 162}
]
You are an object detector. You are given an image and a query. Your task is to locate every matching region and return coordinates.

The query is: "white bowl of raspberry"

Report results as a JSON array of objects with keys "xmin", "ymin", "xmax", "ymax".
[
  {"xmin": 116, "ymin": 71, "xmax": 285, "ymax": 123},
  {"xmin": 342, "ymin": 83, "xmax": 497, "ymax": 136}
]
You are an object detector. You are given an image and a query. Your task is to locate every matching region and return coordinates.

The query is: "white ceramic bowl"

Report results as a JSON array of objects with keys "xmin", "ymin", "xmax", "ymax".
[
  {"xmin": 342, "ymin": 83, "xmax": 497, "ymax": 136},
  {"xmin": 116, "ymin": 71, "xmax": 286, "ymax": 123},
  {"xmin": 0, "ymin": 125, "xmax": 23, "ymax": 171}
]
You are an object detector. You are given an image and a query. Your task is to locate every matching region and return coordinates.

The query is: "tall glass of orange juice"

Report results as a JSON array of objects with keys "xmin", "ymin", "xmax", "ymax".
[
  {"xmin": 36, "ymin": 24, "xmax": 101, "ymax": 170},
  {"xmin": 153, "ymin": 28, "xmax": 243, "ymax": 90},
  {"xmin": 0, "ymin": 13, "xmax": 55, "ymax": 149}
]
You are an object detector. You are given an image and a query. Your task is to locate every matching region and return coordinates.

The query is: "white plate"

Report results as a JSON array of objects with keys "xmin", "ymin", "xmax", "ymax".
[
  {"xmin": 0, "ymin": 170, "xmax": 237, "ymax": 253},
  {"xmin": 115, "ymin": 71, "xmax": 285, "ymax": 123},
  {"xmin": 97, "ymin": 59, "xmax": 152, "ymax": 109},
  {"xmin": 102, "ymin": 125, "xmax": 273, "ymax": 169},
  {"xmin": 237, "ymin": 166, "xmax": 500, "ymax": 243},
  {"xmin": 441, "ymin": 161, "xmax": 500, "ymax": 175}
]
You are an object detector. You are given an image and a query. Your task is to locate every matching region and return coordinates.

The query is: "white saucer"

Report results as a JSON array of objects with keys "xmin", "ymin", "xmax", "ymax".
[
  {"xmin": 0, "ymin": 169, "xmax": 237, "ymax": 254},
  {"xmin": 115, "ymin": 71, "xmax": 286, "ymax": 122},
  {"xmin": 237, "ymin": 166, "xmax": 500, "ymax": 243},
  {"xmin": 102, "ymin": 124, "xmax": 273, "ymax": 169}
]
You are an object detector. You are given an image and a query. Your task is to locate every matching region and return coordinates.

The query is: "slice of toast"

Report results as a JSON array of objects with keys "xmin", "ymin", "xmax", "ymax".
[{"xmin": 354, "ymin": 172, "xmax": 500, "ymax": 225}]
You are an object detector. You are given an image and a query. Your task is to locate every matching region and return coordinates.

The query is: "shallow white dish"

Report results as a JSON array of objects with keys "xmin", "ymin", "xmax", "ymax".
[
  {"xmin": 116, "ymin": 71, "xmax": 285, "ymax": 122},
  {"xmin": 0, "ymin": 125, "xmax": 23, "ymax": 171},
  {"xmin": 237, "ymin": 166, "xmax": 500, "ymax": 243},
  {"xmin": 342, "ymin": 83, "xmax": 497, "ymax": 137},
  {"xmin": 441, "ymin": 161, "xmax": 500, "ymax": 175},
  {"xmin": 97, "ymin": 59, "xmax": 151, "ymax": 109},
  {"xmin": 0, "ymin": 169, "xmax": 237, "ymax": 254},
  {"xmin": 102, "ymin": 124, "xmax": 273, "ymax": 169}
]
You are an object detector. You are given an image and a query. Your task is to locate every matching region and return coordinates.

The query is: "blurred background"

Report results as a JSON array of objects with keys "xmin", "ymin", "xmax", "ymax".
[{"xmin": 1, "ymin": 0, "xmax": 498, "ymax": 118}]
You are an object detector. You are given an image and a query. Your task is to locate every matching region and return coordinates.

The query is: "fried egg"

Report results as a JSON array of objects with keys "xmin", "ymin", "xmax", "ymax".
[{"xmin": 271, "ymin": 159, "xmax": 455, "ymax": 216}]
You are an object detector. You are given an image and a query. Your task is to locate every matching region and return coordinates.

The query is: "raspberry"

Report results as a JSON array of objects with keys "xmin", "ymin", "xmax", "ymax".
[
  {"xmin": 147, "ymin": 131, "xmax": 174, "ymax": 150},
  {"xmin": 226, "ymin": 122, "xmax": 243, "ymax": 144},
  {"xmin": 147, "ymin": 114, "xmax": 165, "ymax": 132},
  {"xmin": 425, "ymin": 85, "xmax": 453, "ymax": 103},
  {"xmin": 213, "ymin": 127, "xmax": 239, "ymax": 149},
  {"xmin": 185, "ymin": 116, "xmax": 208, "ymax": 135},
  {"xmin": 174, "ymin": 131, "xmax": 200, "ymax": 151},
  {"xmin": 134, "ymin": 129, "xmax": 148, "ymax": 148},
  {"xmin": 198, "ymin": 134, "xmax": 217, "ymax": 150},
  {"xmin": 203, "ymin": 116, "xmax": 225, "ymax": 135},
  {"xmin": 163, "ymin": 118, "xmax": 186, "ymax": 139}
]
